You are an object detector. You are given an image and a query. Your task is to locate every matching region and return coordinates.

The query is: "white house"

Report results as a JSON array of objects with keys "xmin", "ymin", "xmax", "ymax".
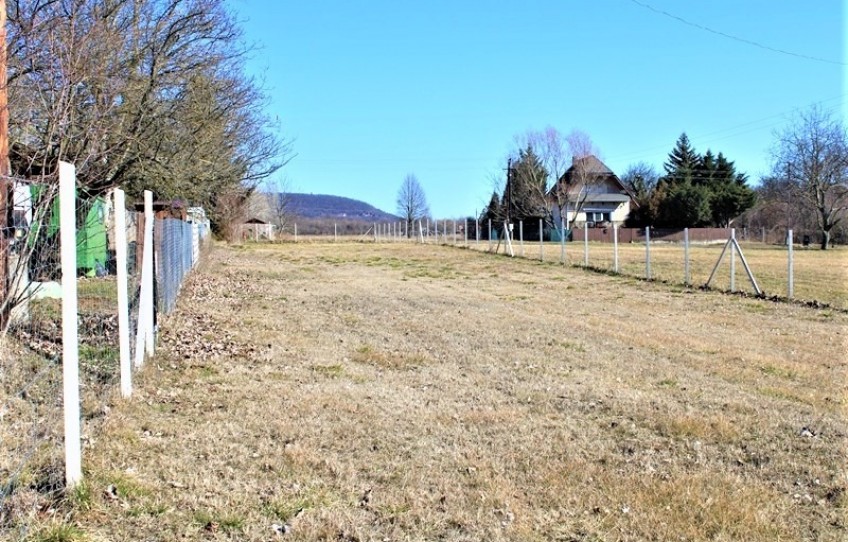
[{"xmin": 550, "ymin": 155, "xmax": 635, "ymax": 228}]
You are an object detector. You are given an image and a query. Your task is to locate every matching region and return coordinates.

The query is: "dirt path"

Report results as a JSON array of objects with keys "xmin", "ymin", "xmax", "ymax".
[{"xmin": 78, "ymin": 242, "xmax": 846, "ymax": 541}]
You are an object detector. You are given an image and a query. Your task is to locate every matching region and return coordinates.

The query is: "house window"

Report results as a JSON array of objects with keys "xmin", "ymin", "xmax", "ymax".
[{"xmin": 587, "ymin": 212, "xmax": 610, "ymax": 223}]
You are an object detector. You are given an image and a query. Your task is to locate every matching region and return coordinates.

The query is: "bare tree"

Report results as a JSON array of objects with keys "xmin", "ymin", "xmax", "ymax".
[
  {"xmin": 512, "ymin": 126, "xmax": 567, "ymax": 226},
  {"xmin": 772, "ymin": 106, "xmax": 848, "ymax": 249},
  {"xmin": 396, "ymin": 174, "xmax": 429, "ymax": 237},
  {"xmin": 6, "ymin": 0, "xmax": 290, "ymax": 234},
  {"xmin": 620, "ymin": 162, "xmax": 659, "ymax": 226},
  {"xmin": 265, "ymin": 177, "xmax": 294, "ymax": 233},
  {"xmin": 744, "ymin": 175, "xmax": 813, "ymax": 240}
]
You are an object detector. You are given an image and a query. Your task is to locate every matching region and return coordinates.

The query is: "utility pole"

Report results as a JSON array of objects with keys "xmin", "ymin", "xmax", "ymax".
[
  {"xmin": 0, "ymin": 0, "xmax": 11, "ymax": 328},
  {"xmin": 505, "ymin": 158, "xmax": 511, "ymax": 224}
]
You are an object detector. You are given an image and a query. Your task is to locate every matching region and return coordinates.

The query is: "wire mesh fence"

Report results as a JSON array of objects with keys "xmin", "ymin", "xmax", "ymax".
[
  {"xmin": 274, "ymin": 218, "xmax": 846, "ymax": 310},
  {"xmin": 155, "ymin": 218, "xmax": 197, "ymax": 316},
  {"xmin": 0, "ymin": 167, "xmax": 209, "ymax": 540},
  {"xmin": 0, "ymin": 174, "xmax": 65, "ymax": 537}
]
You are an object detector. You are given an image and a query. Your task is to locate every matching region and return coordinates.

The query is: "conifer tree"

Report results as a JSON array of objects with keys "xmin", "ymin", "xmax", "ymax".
[
  {"xmin": 654, "ymin": 135, "xmax": 755, "ymax": 227},
  {"xmin": 663, "ymin": 133, "xmax": 700, "ymax": 184},
  {"xmin": 502, "ymin": 146, "xmax": 548, "ymax": 222}
]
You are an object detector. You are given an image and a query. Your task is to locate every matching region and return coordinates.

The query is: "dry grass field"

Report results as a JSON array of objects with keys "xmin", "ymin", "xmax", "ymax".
[
  {"xmin": 30, "ymin": 241, "xmax": 847, "ymax": 541},
  {"xmin": 469, "ymin": 239, "xmax": 848, "ymax": 310}
]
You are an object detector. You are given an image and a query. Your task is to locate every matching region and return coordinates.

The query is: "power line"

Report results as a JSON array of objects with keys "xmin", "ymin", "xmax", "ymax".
[
  {"xmin": 605, "ymin": 95, "xmax": 846, "ymax": 164},
  {"xmin": 627, "ymin": 0, "xmax": 846, "ymax": 66}
]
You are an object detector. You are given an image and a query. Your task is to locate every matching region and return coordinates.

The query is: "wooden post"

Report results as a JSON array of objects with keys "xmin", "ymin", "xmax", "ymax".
[{"xmin": 0, "ymin": 1, "xmax": 11, "ymax": 328}]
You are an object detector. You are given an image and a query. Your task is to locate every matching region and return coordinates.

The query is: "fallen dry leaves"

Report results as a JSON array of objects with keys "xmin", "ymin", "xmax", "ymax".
[{"xmin": 56, "ymin": 241, "xmax": 848, "ymax": 541}]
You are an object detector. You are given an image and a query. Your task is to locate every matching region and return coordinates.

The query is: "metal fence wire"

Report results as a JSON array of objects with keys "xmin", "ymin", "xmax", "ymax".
[
  {"xmin": 155, "ymin": 218, "xmax": 198, "ymax": 316},
  {"xmin": 0, "ymin": 179, "xmax": 208, "ymax": 541}
]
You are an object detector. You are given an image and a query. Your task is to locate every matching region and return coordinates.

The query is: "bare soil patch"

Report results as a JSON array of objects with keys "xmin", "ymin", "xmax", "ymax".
[{"xmin": 58, "ymin": 242, "xmax": 847, "ymax": 541}]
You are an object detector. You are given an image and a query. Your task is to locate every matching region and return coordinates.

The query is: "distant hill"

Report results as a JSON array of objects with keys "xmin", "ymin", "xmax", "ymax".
[{"xmin": 285, "ymin": 193, "xmax": 398, "ymax": 221}]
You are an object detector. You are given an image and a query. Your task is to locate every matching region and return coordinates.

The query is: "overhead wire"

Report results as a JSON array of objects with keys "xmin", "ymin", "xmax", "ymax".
[
  {"xmin": 605, "ymin": 95, "xmax": 846, "ymax": 164},
  {"xmin": 627, "ymin": 0, "xmax": 845, "ymax": 66}
]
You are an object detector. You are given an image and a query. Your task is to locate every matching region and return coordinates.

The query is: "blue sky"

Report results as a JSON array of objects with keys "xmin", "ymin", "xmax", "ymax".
[{"xmin": 231, "ymin": 0, "xmax": 845, "ymax": 218}]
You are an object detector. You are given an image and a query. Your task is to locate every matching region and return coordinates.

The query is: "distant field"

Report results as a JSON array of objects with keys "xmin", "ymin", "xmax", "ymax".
[
  {"xmin": 274, "ymin": 234, "xmax": 848, "ymax": 309},
  {"xmin": 44, "ymin": 242, "xmax": 847, "ymax": 542},
  {"xmin": 473, "ymin": 238, "xmax": 847, "ymax": 310}
]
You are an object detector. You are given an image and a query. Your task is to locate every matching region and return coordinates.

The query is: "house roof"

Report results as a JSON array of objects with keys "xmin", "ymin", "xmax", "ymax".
[
  {"xmin": 570, "ymin": 155, "xmax": 615, "ymax": 176},
  {"xmin": 555, "ymin": 155, "xmax": 636, "ymax": 201}
]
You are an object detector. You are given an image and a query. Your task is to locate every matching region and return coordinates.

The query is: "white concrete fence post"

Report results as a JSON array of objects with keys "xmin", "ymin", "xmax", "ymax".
[
  {"xmin": 488, "ymin": 219, "xmax": 493, "ymax": 252},
  {"xmin": 684, "ymin": 227, "xmax": 690, "ymax": 286},
  {"xmin": 114, "ymin": 188, "xmax": 132, "ymax": 398},
  {"xmin": 519, "ymin": 220, "xmax": 524, "ymax": 257},
  {"xmin": 730, "ymin": 228, "xmax": 736, "ymax": 292},
  {"xmin": 539, "ymin": 218, "xmax": 544, "ymax": 262},
  {"xmin": 560, "ymin": 218, "xmax": 565, "ymax": 265},
  {"xmin": 787, "ymin": 229, "xmax": 794, "ymax": 299},
  {"xmin": 59, "ymin": 161, "xmax": 82, "ymax": 488},
  {"xmin": 142, "ymin": 191, "xmax": 155, "ymax": 357},
  {"xmin": 645, "ymin": 226, "xmax": 652, "ymax": 280},
  {"xmin": 613, "ymin": 225, "xmax": 619, "ymax": 273}
]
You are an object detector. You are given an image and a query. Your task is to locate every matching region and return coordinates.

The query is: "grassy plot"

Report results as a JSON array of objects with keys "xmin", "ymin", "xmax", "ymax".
[
  {"xmin": 472, "ymin": 240, "xmax": 848, "ymax": 309},
  {"xmin": 46, "ymin": 242, "xmax": 847, "ymax": 541}
]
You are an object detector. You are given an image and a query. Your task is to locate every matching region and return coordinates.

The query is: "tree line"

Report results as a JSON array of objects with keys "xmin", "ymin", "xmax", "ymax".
[
  {"xmin": 471, "ymin": 106, "xmax": 846, "ymax": 250},
  {"xmin": 7, "ymin": 0, "xmax": 288, "ymax": 236},
  {"xmin": 624, "ymin": 107, "xmax": 848, "ymax": 250},
  {"xmin": 622, "ymin": 134, "xmax": 755, "ymax": 229}
]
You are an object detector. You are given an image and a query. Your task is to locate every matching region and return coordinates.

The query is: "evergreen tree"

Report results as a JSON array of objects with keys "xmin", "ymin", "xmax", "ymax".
[
  {"xmin": 480, "ymin": 191, "xmax": 503, "ymax": 224},
  {"xmin": 709, "ymin": 152, "xmax": 756, "ymax": 226},
  {"xmin": 663, "ymin": 133, "xmax": 700, "ymax": 184},
  {"xmin": 695, "ymin": 149, "xmax": 717, "ymax": 186},
  {"xmin": 502, "ymin": 146, "xmax": 549, "ymax": 222},
  {"xmin": 656, "ymin": 183, "xmax": 712, "ymax": 227},
  {"xmin": 654, "ymin": 135, "xmax": 756, "ymax": 227}
]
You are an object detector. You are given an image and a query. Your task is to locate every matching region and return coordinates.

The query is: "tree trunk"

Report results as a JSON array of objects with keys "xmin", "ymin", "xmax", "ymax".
[{"xmin": 820, "ymin": 230, "xmax": 830, "ymax": 250}]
